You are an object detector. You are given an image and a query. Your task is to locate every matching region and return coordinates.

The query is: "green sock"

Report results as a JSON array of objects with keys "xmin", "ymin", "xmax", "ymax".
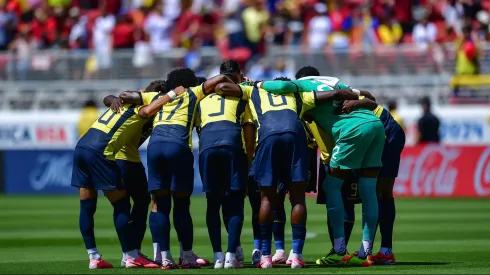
[
  {"xmin": 358, "ymin": 177, "xmax": 379, "ymax": 241},
  {"xmin": 322, "ymin": 174, "xmax": 345, "ymax": 240}
]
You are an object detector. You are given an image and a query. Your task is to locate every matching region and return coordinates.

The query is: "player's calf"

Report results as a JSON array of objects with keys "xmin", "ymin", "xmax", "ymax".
[{"xmin": 288, "ymin": 182, "xmax": 307, "ymax": 266}]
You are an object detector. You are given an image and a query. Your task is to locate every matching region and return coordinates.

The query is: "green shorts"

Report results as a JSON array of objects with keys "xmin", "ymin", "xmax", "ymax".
[{"xmin": 329, "ymin": 120, "xmax": 385, "ymax": 170}]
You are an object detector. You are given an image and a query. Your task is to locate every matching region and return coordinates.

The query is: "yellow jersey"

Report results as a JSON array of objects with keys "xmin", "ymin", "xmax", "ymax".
[
  {"xmin": 77, "ymin": 106, "xmax": 99, "ymax": 138},
  {"xmin": 236, "ymin": 85, "xmax": 312, "ymax": 143},
  {"xmin": 196, "ymin": 92, "xmax": 252, "ymax": 152},
  {"xmin": 150, "ymin": 85, "xmax": 207, "ymax": 150},
  {"xmin": 76, "ymin": 92, "xmax": 159, "ymax": 161}
]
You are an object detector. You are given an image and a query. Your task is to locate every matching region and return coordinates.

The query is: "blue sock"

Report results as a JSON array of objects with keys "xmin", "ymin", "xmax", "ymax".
[
  {"xmin": 344, "ymin": 202, "xmax": 355, "ymax": 245},
  {"xmin": 226, "ymin": 191, "xmax": 244, "ymax": 253},
  {"xmin": 378, "ymin": 197, "xmax": 395, "ymax": 248},
  {"xmin": 173, "ymin": 196, "xmax": 193, "ymax": 251},
  {"xmin": 131, "ymin": 196, "xmax": 150, "ymax": 250},
  {"xmin": 206, "ymin": 193, "xmax": 223, "ymax": 252},
  {"xmin": 79, "ymin": 198, "xmax": 97, "ymax": 250},
  {"xmin": 150, "ymin": 196, "xmax": 171, "ymax": 251},
  {"xmin": 260, "ymin": 223, "xmax": 273, "ymax": 256},
  {"xmin": 111, "ymin": 196, "xmax": 133, "ymax": 253},
  {"xmin": 273, "ymin": 205, "xmax": 286, "ymax": 251},
  {"xmin": 358, "ymin": 177, "xmax": 378, "ymax": 241},
  {"xmin": 323, "ymin": 174, "xmax": 345, "ymax": 239},
  {"xmin": 291, "ymin": 223, "xmax": 306, "ymax": 254},
  {"xmin": 249, "ymin": 190, "xmax": 261, "ymax": 250}
]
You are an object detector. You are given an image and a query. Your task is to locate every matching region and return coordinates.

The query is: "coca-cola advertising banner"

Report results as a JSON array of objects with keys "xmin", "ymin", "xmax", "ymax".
[
  {"xmin": 394, "ymin": 145, "xmax": 490, "ymax": 197},
  {"xmin": 2, "ymin": 145, "xmax": 489, "ymax": 196}
]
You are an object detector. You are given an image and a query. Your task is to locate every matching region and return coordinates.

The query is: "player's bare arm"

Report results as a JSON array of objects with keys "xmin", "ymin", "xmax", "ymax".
[
  {"xmin": 203, "ymin": 74, "xmax": 234, "ymax": 94},
  {"xmin": 341, "ymin": 98, "xmax": 379, "ymax": 114},
  {"xmin": 243, "ymin": 123, "xmax": 256, "ymax": 170},
  {"xmin": 119, "ymin": 90, "xmax": 143, "ymax": 104},
  {"xmin": 359, "ymin": 90, "xmax": 376, "ymax": 101},
  {"xmin": 138, "ymin": 86, "xmax": 186, "ymax": 118},
  {"xmin": 315, "ymin": 89, "xmax": 359, "ymax": 102},
  {"xmin": 214, "ymin": 83, "xmax": 243, "ymax": 97}
]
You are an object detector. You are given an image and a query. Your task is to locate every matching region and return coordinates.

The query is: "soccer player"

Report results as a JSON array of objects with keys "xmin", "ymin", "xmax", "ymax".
[
  {"xmin": 145, "ymin": 69, "xmax": 231, "ymax": 269},
  {"xmin": 213, "ymin": 68, "xmax": 357, "ymax": 269},
  {"xmin": 260, "ymin": 67, "xmax": 384, "ymax": 266},
  {"xmin": 103, "ymin": 80, "xmax": 165, "ymax": 267},
  {"xmin": 71, "ymin": 83, "xmax": 185, "ymax": 269},
  {"xmin": 195, "ymin": 61, "xmax": 255, "ymax": 269},
  {"xmin": 341, "ymin": 93, "xmax": 406, "ymax": 264}
]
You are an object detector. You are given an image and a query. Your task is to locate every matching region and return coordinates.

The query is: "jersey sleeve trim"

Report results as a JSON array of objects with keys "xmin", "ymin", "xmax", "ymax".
[
  {"xmin": 201, "ymin": 82, "xmax": 209, "ymax": 95},
  {"xmin": 138, "ymin": 92, "xmax": 143, "ymax": 105}
]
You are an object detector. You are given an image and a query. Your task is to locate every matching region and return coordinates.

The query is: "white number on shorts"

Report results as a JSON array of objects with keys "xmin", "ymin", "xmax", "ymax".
[{"xmin": 332, "ymin": 146, "xmax": 340, "ymax": 160}]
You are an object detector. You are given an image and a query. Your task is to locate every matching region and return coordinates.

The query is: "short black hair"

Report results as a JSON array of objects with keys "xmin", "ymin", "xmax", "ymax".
[
  {"xmin": 274, "ymin": 77, "xmax": 292, "ymax": 81},
  {"xmin": 197, "ymin": 77, "xmax": 207, "ymax": 85},
  {"xmin": 295, "ymin": 66, "xmax": 320, "ymax": 79},
  {"xmin": 420, "ymin": 96, "xmax": 431, "ymax": 107},
  {"xmin": 387, "ymin": 100, "xmax": 397, "ymax": 111},
  {"xmin": 144, "ymin": 80, "xmax": 166, "ymax": 93},
  {"xmin": 220, "ymin": 60, "xmax": 241, "ymax": 74},
  {"xmin": 164, "ymin": 68, "xmax": 198, "ymax": 93},
  {"xmin": 84, "ymin": 99, "xmax": 97, "ymax": 108}
]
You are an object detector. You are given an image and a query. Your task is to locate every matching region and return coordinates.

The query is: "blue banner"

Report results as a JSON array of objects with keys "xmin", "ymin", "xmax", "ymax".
[{"xmin": 3, "ymin": 149, "xmax": 203, "ymax": 194}]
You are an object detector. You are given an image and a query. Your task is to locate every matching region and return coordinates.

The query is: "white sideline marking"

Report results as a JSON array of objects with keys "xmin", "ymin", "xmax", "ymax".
[{"xmin": 306, "ymin": 232, "xmax": 317, "ymax": 239}]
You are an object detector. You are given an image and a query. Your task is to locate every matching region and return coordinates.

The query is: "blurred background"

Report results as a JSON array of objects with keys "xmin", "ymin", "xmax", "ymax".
[{"xmin": 0, "ymin": 0, "xmax": 489, "ymax": 197}]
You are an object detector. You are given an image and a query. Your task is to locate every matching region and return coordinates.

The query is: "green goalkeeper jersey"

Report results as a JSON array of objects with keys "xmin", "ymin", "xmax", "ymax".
[{"xmin": 261, "ymin": 76, "xmax": 379, "ymax": 140}]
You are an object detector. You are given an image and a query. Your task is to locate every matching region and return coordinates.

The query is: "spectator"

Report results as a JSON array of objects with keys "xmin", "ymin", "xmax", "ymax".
[
  {"xmin": 68, "ymin": 7, "xmax": 88, "ymax": 49},
  {"xmin": 7, "ymin": 26, "xmax": 37, "ymax": 80},
  {"xmin": 0, "ymin": 4, "xmax": 18, "ymax": 51},
  {"xmin": 93, "ymin": 2, "xmax": 115, "ymax": 72},
  {"xmin": 307, "ymin": 3, "xmax": 331, "ymax": 50},
  {"xmin": 30, "ymin": 7, "xmax": 57, "ymax": 48},
  {"xmin": 412, "ymin": 8, "xmax": 437, "ymax": 50},
  {"xmin": 441, "ymin": 0, "xmax": 463, "ymax": 35},
  {"xmin": 184, "ymin": 37, "xmax": 202, "ymax": 74},
  {"xmin": 77, "ymin": 99, "xmax": 99, "ymax": 138},
  {"xmin": 242, "ymin": 0, "xmax": 269, "ymax": 56},
  {"xmin": 475, "ymin": 10, "xmax": 490, "ymax": 42},
  {"xmin": 387, "ymin": 99, "xmax": 405, "ymax": 131},
  {"xmin": 223, "ymin": 0, "xmax": 246, "ymax": 49},
  {"xmin": 268, "ymin": 1, "xmax": 288, "ymax": 45},
  {"xmin": 350, "ymin": 6, "xmax": 377, "ymax": 50},
  {"xmin": 285, "ymin": 8, "xmax": 303, "ymax": 46},
  {"xmin": 112, "ymin": 14, "xmax": 134, "ymax": 49},
  {"xmin": 132, "ymin": 28, "xmax": 152, "ymax": 76},
  {"xmin": 455, "ymin": 25, "xmax": 479, "ymax": 75},
  {"xmin": 417, "ymin": 96, "xmax": 440, "ymax": 144},
  {"xmin": 144, "ymin": 1, "xmax": 172, "ymax": 54},
  {"xmin": 377, "ymin": 15, "xmax": 402, "ymax": 45}
]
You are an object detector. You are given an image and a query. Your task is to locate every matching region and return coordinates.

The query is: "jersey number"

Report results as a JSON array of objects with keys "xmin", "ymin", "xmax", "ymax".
[
  {"xmin": 208, "ymin": 94, "xmax": 225, "ymax": 117},
  {"xmin": 97, "ymin": 109, "xmax": 117, "ymax": 125},
  {"xmin": 159, "ymin": 97, "xmax": 184, "ymax": 120},
  {"xmin": 267, "ymin": 93, "xmax": 287, "ymax": 107}
]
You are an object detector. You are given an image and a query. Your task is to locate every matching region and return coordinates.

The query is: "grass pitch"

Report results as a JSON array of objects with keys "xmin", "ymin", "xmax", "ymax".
[{"xmin": 0, "ymin": 196, "xmax": 489, "ymax": 274}]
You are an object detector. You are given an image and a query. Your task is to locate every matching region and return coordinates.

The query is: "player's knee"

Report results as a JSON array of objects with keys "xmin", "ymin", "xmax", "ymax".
[
  {"xmin": 103, "ymin": 189, "xmax": 127, "ymax": 203},
  {"xmin": 79, "ymin": 188, "xmax": 97, "ymax": 200},
  {"xmin": 329, "ymin": 167, "xmax": 350, "ymax": 179},
  {"xmin": 376, "ymin": 177, "xmax": 395, "ymax": 199},
  {"xmin": 358, "ymin": 167, "xmax": 380, "ymax": 178}
]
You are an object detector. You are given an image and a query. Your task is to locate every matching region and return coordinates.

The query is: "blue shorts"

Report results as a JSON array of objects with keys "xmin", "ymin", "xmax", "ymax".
[
  {"xmin": 250, "ymin": 132, "xmax": 309, "ymax": 188},
  {"xmin": 199, "ymin": 146, "xmax": 247, "ymax": 193},
  {"xmin": 116, "ymin": 160, "xmax": 148, "ymax": 194},
  {"xmin": 71, "ymin": 147, "xmax": 122, "ymax": 191},
  {"xmin": 379, "ymin": 129, "xmax": 406, "ymax": 178},
  {"xmin": 147, "ymin": 142, "xmax": 194, "ymax": 193}
]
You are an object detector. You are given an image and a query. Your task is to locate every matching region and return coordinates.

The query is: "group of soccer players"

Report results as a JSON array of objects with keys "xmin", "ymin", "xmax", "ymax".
[{"xmin": 71, "ymin": 59, "xmax": 405, "ymax": 270}]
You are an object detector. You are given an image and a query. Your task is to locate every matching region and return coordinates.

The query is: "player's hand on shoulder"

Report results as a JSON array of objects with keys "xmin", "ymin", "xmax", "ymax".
[
  {"xmin": 174, "ymin": 86, "xmax": 186, "ymax": 97},
  {"xmin": 110, "ymin": 97, "xmax": 124, "ymax": 113},
  {"xmin": 333, "ymin": 89, "xmax": 359, "ymax": 101},
  {"xmin": 341, "ymin": 100, "xmax": 359, "ymax": 114}
]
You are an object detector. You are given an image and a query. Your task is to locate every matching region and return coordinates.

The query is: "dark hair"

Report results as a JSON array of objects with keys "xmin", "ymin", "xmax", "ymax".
[
  {"xmin": 197, "ymin": 77, "xmax": 207, "ymax": 85},
  {"xmin": 274, "ymin": 77, "xmax": 292, "ymax": 81},
  {"xmin": 144, "ymin": 80, "xmax": 166, "ymax": 93},
  {"xmin": 164, "ymin": 68, "xmax": 198, "ymax": 93},
  {"xmin": 220, "ymin": 60, "xmax": 241, "ymax": 74},
  {"xmin": 387, "ymin": 100, "xmax": 397, "ymax": 111},
  {"xmin": 84, "ymin": 99, "xmax": 97, "ymax": 108},
  {"xmin": 420, "ymin": 96, "xmax": 431, "ymax": 108},
  {"xmin": 462, "ymin": 24, "xmax": 472, "ymax": 33},
  {"xmin": 295, "ymin": 66, "xmax": 320, "ymax": 79}
]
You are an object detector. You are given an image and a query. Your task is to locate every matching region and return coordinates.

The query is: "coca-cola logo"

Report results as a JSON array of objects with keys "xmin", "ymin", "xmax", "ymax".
[
  {"xmin": 395, "ymin": 145, "xmax": 459, "ymax": 196},
  {"xmin": 474, "ymin": 147, "xmax": 490, "ymax": 196},
  {"xmin": 29, "ymin": 153, "xmax": 73, "ymax": 191}
]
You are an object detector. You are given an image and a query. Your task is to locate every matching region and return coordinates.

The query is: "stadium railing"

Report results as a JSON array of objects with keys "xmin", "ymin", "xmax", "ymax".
[{"xmin": 0, "ymin": 43, "xmax": 489, "ymax": 109}]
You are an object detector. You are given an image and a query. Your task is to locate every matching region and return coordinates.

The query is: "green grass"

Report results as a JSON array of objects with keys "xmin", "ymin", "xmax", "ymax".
[{"xmin": 0, "ymin": 196, "xmax": 489, "ymax": 274}]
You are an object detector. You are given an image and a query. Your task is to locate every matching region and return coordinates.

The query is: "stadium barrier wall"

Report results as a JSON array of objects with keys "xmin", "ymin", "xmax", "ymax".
[{"xmin": 0, "ymin": 109, "xmax": 489, "ymax": 196}]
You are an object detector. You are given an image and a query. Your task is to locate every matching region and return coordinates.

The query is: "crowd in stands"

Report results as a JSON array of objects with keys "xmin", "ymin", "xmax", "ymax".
[{"xmin": 0, "ymin": 0, "xmax": 489, "ymax": 79}]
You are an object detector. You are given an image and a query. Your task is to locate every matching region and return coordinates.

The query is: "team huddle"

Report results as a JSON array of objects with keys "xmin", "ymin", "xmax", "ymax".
[{"xmin": 71, "ymin": 60, "xmax": 406, "ymax": 270}]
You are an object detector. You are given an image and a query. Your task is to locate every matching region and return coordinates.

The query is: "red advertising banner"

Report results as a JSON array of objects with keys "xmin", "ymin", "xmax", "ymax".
[{"xmin": 394, "ymin": 145, "xmax": 490, "ymax": 197}]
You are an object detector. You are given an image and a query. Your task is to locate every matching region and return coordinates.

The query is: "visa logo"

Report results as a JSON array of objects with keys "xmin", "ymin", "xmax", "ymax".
[{"xmin": 36, "ymin": 126, "xmax": 67, "ymax": 143}]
